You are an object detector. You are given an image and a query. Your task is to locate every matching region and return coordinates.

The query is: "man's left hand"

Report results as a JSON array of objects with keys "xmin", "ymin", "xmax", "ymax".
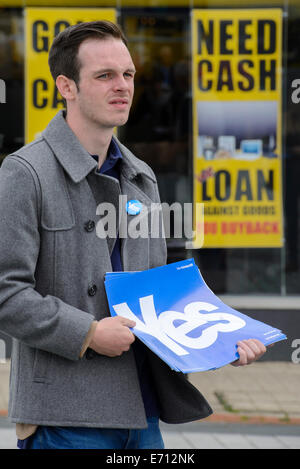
[{"xmin": 231, "ymin": 339, "xmax": 267, "ymax": 367}]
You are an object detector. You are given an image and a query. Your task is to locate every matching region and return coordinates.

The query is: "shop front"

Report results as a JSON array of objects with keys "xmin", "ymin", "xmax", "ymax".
[{"xmin": 0, "ymin": 0, "xmax": 299, "ymax": 361}]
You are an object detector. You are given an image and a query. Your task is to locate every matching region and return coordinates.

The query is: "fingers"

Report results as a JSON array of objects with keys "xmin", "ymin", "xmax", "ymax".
[
  {"xmin": 115, "ymin": 316, "xmax": 136, "ymax": 345},
  {"xmin": 248, "ymin": 339, "xmax": 267, "ymax": 358},
  {"xmin": 89, "ymin": 316, "xmax": 136, "ymax": 357},
  {"xmin": 117, "ymin": 316, "xmax": 136, "ymax": 329},
  {"xmin": 232, "ymin": 339, "xmax": 266, "ymax": 367}
]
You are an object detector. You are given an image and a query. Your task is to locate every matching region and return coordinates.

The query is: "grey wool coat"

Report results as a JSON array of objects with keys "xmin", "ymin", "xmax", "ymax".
[{"xmin": 0, "ymin": 110, "xmax": 212, "ymax": 428}]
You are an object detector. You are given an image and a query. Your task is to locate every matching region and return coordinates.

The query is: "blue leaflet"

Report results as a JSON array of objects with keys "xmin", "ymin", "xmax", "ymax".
[{"xmin": 104, "ymin": 259, "xmax": 287, "ymax": 373}]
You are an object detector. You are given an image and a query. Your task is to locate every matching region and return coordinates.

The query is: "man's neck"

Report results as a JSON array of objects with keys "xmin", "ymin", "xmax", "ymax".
[{"xmin": 65, "ymin": 112, "xmax": 113, "ymax": 168}]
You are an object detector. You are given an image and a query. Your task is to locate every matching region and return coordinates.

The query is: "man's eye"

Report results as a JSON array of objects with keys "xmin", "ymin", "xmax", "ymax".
[{"xmin": 97, "ymin": 74, "xmax": 109, "ymax": 79}]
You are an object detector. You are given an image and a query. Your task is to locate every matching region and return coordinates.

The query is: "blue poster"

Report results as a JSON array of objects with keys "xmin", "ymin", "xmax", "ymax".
[{"xmin": 104, "ymin": 259, "xmax": 286, "ymax": 373}]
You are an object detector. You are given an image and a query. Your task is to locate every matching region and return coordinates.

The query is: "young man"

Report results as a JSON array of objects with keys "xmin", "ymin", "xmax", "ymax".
[{"xmin": 0, "ymin": 21, "xmax": 266, "ymax": 449}]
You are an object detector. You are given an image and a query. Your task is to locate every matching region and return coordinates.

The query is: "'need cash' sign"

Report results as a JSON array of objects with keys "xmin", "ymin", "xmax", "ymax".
[{"xmin": 192, "ymin": 9, "xmax": 283, "ymax": 248}]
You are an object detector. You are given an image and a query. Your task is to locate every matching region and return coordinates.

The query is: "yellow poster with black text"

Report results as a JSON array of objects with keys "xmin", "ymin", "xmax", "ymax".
[
  {"xmin": 25, "ymin": 8, "xmax": 116, "ymax": 144},
  {"xmin": 192, "ymin": 9, "xmax": 283, "ymax": 248}
]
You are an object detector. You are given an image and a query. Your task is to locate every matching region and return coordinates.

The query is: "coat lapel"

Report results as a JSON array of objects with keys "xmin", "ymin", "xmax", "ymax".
[{"xmin": 43, "ymin": 111, "xmax": 158, "ymax": 271}]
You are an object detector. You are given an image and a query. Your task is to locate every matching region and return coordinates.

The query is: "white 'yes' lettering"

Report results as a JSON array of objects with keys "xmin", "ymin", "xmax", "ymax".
[{"xmin": 112, "ymin": 295, "xmax": 246, "ymax": 356}]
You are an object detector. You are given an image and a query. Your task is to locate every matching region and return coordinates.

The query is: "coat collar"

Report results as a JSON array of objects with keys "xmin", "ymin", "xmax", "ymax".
[{"xmin": 42, "ymin": 110, "xmax": 156, "ymax": 184}]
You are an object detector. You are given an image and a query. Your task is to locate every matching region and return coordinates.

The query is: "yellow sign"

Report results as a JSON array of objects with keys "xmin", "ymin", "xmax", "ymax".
[
  {"xmin": 25, "ymin": 7, "xmax": 116, "ymax": 143},
  {"xmin": 192, "ymin": 9, "xmax": 283, "ymax": 248}
]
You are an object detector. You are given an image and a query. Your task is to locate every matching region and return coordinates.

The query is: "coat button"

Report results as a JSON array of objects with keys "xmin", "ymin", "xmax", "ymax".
[
  {"xmin": 84, "ymin": 220, "xmax": 95, "ymax": 232},
  {"xmin": 86, "ymin": 348, "xmax": 96, "ymax": 360},
  {"xmin": 88, "ymin": 284, "xmax": 97, "ymax": 296}
]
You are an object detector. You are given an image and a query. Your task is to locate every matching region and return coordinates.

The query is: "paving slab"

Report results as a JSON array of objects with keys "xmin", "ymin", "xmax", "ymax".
[
  {"xmin": 161, "ymin": 422, "xmax": 300, "ymax": 449},
  {"xmin": 189, "ymin": 361, "xmax": 300, "ymax": 422},
  {"xmin": 1, "ymin": 360, "xmax": 300, "ymax": 425},
  {"xmin": 0, "ymin": 419, "xmax": 299, "ymax": 450},
  {"xmin": 181, "ymin": 432, "xmax": 225, "ymax": 449},
  {"xmin": 276, "ymin": 436, "xmax": 300, "ymax": 449}
]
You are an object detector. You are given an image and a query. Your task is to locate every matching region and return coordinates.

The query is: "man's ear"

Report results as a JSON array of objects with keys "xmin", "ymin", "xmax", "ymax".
[{"xmin": 56, "ymin": 75, "xmax": 77, "ymax": 102}]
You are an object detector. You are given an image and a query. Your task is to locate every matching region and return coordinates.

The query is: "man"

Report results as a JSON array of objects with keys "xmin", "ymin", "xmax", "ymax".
[{"xmin": 0, "ymin": 21, "xmax": 266, "ymax": 450}]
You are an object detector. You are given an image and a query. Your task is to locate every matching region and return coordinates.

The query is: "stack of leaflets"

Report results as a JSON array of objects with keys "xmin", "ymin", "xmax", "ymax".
[{"xmin": 104, "ymin": 259, "xmax": 286, "ymax": 373}]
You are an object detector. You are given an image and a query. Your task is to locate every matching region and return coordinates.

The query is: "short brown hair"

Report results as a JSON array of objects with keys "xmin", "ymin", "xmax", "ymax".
[{"xmin": 48, "ymin": 20, "xmax": 128, "ymax": 88}]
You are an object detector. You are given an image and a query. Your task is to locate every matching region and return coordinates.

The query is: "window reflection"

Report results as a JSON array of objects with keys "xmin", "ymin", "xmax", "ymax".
[
  {"xmin": 0, "ymin": 4, "xmax": 299, "ymax": 295},
  {"xmin": 0, "ymin": 9, "xmax": 24, "ymax": 162},
  {"xmin": 120, "ymin": 10, "xmax": 191, "ymax": 208}
]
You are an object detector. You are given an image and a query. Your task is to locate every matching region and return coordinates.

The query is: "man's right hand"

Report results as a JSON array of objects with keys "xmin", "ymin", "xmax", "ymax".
[{"xmin": 89, "ymin": 316, "xmax": 136, "ymax": 357}]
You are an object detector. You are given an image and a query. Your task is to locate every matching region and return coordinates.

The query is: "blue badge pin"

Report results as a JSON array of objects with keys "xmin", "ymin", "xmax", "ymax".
[{"xmin": 126, "ymin": 200, "xmax": 142, "ymax": 215}]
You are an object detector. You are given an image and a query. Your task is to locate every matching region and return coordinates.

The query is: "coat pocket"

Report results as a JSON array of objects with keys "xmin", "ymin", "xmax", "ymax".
[
  {"xmin": 32, "ymin": 349, "xmax": 53, "ymax": 384},
  {"xmin": 39, "ymin": 162, "xmax": 75, "ymax": 232}
]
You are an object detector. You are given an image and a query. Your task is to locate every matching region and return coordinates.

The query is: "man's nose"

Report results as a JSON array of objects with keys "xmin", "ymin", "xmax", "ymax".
[{"xmin": 112, "ymin": 74, "xmax": 130, "ymax": 91}]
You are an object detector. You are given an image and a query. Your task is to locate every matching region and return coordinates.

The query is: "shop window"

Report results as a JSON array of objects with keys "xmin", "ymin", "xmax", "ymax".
[
  {"xmin": 0, "ymin": 8, "xmax": 24, "ymax": 163},
  {"xmin": 120, "ymin": 9, "xmax": 192, "ymax": 208},
  {"xmin": 120, "ymin": 4, "xmax": 300, "ymax": 295}
]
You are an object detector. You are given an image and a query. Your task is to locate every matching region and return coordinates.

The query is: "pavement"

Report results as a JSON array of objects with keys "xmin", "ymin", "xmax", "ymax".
[{"xmin": 0, "ymin": 360, "xmax": 299, "ymax": 449}]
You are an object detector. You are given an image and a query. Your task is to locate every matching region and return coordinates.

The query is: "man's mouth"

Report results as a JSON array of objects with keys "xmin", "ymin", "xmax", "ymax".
[{"xmin": 109, "ymin": 98, "xmax": 129, "ymax": 106}]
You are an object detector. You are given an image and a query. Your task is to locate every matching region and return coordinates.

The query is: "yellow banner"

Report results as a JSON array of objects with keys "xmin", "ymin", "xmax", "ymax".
[
  {"xmin": 192, "ymin": 9, "xmax": 283, "ymax": 248},
  {"xmin": 25, "ymin": 7, "xmax": 116, "ymax": 143}
]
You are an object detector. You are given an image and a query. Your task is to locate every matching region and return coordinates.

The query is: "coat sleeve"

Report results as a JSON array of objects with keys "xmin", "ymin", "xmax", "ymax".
[{"xmin": 0, "ymin": 156, "xmax": 95, "ymax": 361}]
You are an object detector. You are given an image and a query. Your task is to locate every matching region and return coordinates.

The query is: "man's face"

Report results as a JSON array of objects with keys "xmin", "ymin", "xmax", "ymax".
[{"xmin": 73, "ymin": 37, "xmax": 135, "ymax": 129}]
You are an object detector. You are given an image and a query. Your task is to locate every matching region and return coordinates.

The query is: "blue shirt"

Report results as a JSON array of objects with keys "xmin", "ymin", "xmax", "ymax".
[{"xmin": 92, "ymin": 138, "xmax": 123, "ymax": 272}]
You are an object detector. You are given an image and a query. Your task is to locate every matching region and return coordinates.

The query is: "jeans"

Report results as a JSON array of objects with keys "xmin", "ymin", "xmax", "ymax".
[{"xmin": 27, "ymin": 417, "xmax": 165, "ymax": 449}]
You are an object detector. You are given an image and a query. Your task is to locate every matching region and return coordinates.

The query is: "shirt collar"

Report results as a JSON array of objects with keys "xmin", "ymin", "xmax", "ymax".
[{"xmin": 91, "ymin": 138, "xmax": 123, "ymax": 174}]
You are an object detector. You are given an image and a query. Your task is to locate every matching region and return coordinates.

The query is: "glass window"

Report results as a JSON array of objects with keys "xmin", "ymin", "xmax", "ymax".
[
  {"xmin": 0, "ymin": 8, "xmax": 24, "ymax": 164},
  {"xmin": 119, "ymin": 8, "xmax": 193, "ymax": 264},
  {"xmin": 120, "ymin": 2, "xmax": 300, "ymax": 296},
  {"xmin": 120, "ymin": 8, "xmax": 192, "ymax": 204},
  {"xmin": 285, "ymin": 5, "xmax": 300, "ymax": 294},
  {"xmin": 0, "ymin": 1, "xmax": 299, "ymax": 296}
]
